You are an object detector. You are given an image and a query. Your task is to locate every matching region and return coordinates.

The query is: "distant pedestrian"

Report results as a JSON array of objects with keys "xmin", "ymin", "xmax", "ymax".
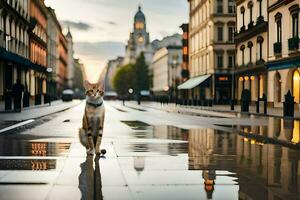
[{"xmin": 12, "ymin": 78, "xmax": 24, "ymax": 112}]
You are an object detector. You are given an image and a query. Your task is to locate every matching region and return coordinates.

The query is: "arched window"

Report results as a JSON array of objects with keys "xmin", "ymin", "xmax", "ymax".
[
  {"xmin": 247, "ymin": 41, "xmax": 253, "ymax": 63},
  {"xmin": 275, "ymin": 72, "xmax": 282, "ymax": 103},
  {"xmin": 240, "ymin": 45, "xmax": 245, "ymax": 65},
  {"xmin": 257, "ymin": 36, "xmax": 264, "ymax": 60},
  {"xmin": 293, "ymin": 70, "xmax": 300, "ymax": 103}
]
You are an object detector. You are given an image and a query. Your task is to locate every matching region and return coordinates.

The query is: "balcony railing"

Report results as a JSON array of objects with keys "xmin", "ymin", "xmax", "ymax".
[
  {"xmin": 273, "ymin": 42, "xmax": 282, "ymax": 54},
  {"xmin": 288, "ymin": 36, "xmax": 299, "ymax": 50}
]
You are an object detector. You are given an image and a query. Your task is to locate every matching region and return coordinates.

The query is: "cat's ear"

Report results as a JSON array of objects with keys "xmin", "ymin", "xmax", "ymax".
[
  {"xmin": 98, "ymin": 82, "xmax": 105, "ymax": 91},
  {"xmin": 84, "ymin": 80, "xmax": 91, "ymax": 89}
]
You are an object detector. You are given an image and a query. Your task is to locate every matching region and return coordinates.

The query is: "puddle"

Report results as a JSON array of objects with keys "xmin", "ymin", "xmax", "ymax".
[
  {"xmin": 0, "ymin": 121, "xmax": 19, "ymax": 129},
  {"xmin": 235, "ymin": 117, "xmax": 300, "ymax": 148},
  {"xmin": 0, "ymin": 159, "xmax": 56, "ymax": 170},
  {"xmin": 122, "ymin": 121, "xmax": 151, "ymax": 130},
  {"xmin": 120, "ymin": 120, "xmax": 300, "ymax": 199},
  {"xmin": 0, "ymin": 137, "xmax": 70, "ymax": 157}
]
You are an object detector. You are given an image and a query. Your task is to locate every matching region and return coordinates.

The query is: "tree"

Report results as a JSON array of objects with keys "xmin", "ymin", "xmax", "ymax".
[
  {"xmin": 133, "ymin": 53, "xmax": 150, "ymax": 102},
  {"xmin": 113, "ymin": 64, "xmax": 135, "ymax": 97}
]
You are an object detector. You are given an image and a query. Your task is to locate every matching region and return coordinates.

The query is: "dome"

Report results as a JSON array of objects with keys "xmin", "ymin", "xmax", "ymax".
[{"xmin": 134, "ymin": 6, "xmax": 145, "ymax": 21}]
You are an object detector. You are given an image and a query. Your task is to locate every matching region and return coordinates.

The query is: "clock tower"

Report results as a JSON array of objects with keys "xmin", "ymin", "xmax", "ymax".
[{"xmin": 124, "ymin": 5, "xmax": 152, "ymax": 64}]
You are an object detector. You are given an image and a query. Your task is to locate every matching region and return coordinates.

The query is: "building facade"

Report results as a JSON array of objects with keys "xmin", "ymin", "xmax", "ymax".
[
  {"xmin": 0, "ymin": 0, "xmax": 34, "ymax": 110},
  {"xmin": 66, "ymin": 28, "xmax": 74, "ymax": 89},
  {"xmin": 29, "ymin": 0, "xmax": 48, "ymax": 105},
  {"xmin": 267, "ymin": 0, "xmax": 300, "ymax": 110},
  {"xmin": 152, "ymin": 46, "xmax": 182, "ymax": 98},
  {"xmin": 104, "ymin": 56, "xmax": 124, "ymax": 94},
  {"xmin": 124, "ymin": 6, "xmax": 153, "ymax": 65},
  {"xmin": 235, "ymin": 0, "xmax": 268, "ymax": 105},
  {"xmin": 46, "ymin": 7, "xmax": 68, "ymax": 100},
  {"xmin": 182, "ymin": 0, "xmax": 236, "ymax": 105}
]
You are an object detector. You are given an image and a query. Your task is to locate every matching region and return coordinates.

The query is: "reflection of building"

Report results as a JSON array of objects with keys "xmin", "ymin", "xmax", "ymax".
[
  {"xmin": 267, "ymin": 1, "xmax": 300, "ymax": 110},
  {"xmin": 104, "ymin": 57, "xmax": 124, "ymax": 93},
  {"xmin": 182, "ymin": 0, "xmax": 236, "ymax": 105},
  {"xmin": 152, "ymin": 46, "xmax": 182, "ymax": 98},
  {"xmin": 235, "ymin": 0, "xmax": 268, "ymax": 104},
  {"xmin": 124, "ymin": 6, "xmax": 153, "ymax": 65},
  {"xmin": 188, "ymin": 128, "xmax": 236, "ymax": 170}
]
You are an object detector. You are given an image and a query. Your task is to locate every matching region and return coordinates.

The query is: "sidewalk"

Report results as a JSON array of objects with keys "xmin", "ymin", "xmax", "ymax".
[
  {"xmin": 0, "ymin": 100, "xmax": 83, "ymax": 121},
  {"xmin": 129, "ymin": 101, "xmax": 300, "ymax": 119}
]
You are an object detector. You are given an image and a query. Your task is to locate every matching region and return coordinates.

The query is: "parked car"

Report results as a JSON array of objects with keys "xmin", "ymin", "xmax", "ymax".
[{"xmin": 62, "ymin": 89, "xmax": 74, "ymax": 102}]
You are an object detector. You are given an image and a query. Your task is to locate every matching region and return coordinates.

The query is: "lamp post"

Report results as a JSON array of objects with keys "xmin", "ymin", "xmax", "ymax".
[
  {"xmin": 46, "ymin": 67, "xmax": 53, "ymax": 106},
  {"xmin": 231, "ymin": 65, "xmax": 235, "ymax": 110},
  {"xmin": 172, "ymin": 54, "xmax": 179, "ymax": 103}
]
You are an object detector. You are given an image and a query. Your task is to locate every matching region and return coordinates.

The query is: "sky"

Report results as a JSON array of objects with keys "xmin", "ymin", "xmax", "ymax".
[{"xmin": 44, "ymin": 0, "xmax": 189, "ymax": 82}]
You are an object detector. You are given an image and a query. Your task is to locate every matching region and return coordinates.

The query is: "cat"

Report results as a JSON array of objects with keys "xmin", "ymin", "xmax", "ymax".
[{"xmin": 79, "ymin": 80, "xmax": 106, "ymax": 156}]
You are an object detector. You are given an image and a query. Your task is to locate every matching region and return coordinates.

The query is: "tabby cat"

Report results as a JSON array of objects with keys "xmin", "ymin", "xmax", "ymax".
[{"xmin": 79, "ymin": 80, "xmax": 106, "ymax": 156}]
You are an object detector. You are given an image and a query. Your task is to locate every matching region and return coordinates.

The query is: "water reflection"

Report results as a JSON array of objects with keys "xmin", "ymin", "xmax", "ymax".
[
  {"xmin": 79, "ymin": 155, "xmax": 103, "ymax": 200},
  {"xmin": 0, "ymin": 137, "xmax": 70, "ymax": 156},
  {"xmin": 0, "ymin": 159, "xmax": 56, "ymax": 170},
  {"xmin": 123, "ymin": 121, "xmax": 300, "ymax": 199},
  {"xmin": 237, "ymin": 118, "xmax": 300, "ymax": 146}
]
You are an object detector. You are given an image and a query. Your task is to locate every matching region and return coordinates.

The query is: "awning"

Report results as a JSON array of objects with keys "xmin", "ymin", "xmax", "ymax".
[{"xmin": 177, "ymin": 74, "xmax": 211, "ymax": 90}]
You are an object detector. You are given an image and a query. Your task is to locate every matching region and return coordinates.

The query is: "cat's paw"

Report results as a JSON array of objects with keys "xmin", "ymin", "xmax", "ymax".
[{"xmin": 96, "ymin": 149, "xmax": 106, "ymax": 156}]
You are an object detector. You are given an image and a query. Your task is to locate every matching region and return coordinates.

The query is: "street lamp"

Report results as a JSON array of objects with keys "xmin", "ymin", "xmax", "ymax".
[
  {"xmin": 172, "ymin": 54, "xmax": 179, "ymax": 103},
  {"xmin": 46, "ymin": 67, "xmax": 53, "ymax": 106}
]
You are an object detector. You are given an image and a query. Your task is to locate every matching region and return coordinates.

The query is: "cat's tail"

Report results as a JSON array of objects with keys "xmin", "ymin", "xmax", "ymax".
[{"xmin": 78, "ymin": 128, "xmax": 88, "ymax": 149}]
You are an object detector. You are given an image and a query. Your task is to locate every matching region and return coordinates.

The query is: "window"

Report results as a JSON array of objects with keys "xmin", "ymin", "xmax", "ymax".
[
  {"xmin": 217, "ymin": 55, "xmax": 223, "ymax": 68},
  {"xmin": 228, "ymin": 27, "xmax": 234, "ymax": 42},
  {"xmin": 228, "ymin": 55, "xmax": 235, "ymax": 68},
  {"xmin": 240, "ymin": 7, "xmax": 245, "ymax": 30},
  {"xmin": 248, "ymin": 41, "xmax": 253, "ymax": 63},
  {"xmin": 240, "ymin": 45, "xmax": 245, "ymax": 65},
  {"xmin": 277, "ymin": 20, "xmax": 282, "ymax": 43},
  {"xmin": 292, "ymin": 13, "xmax": 299, "ymax": 37},
  {"xmin": 217, "ymin": 26, "xmax": 223, "ymax": 42},
  {"xmin": 217, "ymin": 0, "xmax": 223, "ymax": 13},
  {"xmin": 275, "ymin": 13, "xmax": 282, "ymax": 43},
  {"xmin": 228, "ymin": 0, "xmax": 235, "ymax": 14},
  {"xmin": 257, "ymin": 36, "xmax": 264, "ymax": 60},
  {"xmin": 248, "ymin": 2, "xmax": 253, "ymax": 24},
  {"xmin": 258, "ymin": 0, "xmax": 262, "ymax": 17},
  {"xmin": 293, "ymin": 70, "xmax": 300, "ymax": 103}
]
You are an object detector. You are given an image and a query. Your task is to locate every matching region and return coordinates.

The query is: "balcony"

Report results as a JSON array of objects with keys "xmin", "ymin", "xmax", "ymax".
[
  {"xmin": 288, "ymin": 37, "xmax": 299, "ymax": 51},
  {"xmin": 273, "ymin": 42, "xmax": 282, "ymax": 54}
]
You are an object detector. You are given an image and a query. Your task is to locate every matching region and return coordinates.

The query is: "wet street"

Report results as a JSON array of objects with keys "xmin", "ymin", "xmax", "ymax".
[{"xmin": 0, "ymin": 101, "xmax": 299, "ymax": 200}]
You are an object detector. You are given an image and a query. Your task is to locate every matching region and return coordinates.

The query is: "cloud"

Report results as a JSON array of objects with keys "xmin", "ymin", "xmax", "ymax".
[
  {"xmin": 74, "ymin": 41, "xmax": 125, "ymax": 60},
  {"xmin": 61, "ymin": 20, "xmax": 93, "ymax": 30}
]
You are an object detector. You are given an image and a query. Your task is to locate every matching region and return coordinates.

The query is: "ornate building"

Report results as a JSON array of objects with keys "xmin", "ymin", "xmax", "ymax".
[
  {"xmin": 267, "ymin": 0, "xmax": 300, "ymax": 110},
  {"xmin": 66, "ymin": 28, "xmax": 74, "ymax": 89},
  {"xmin": 235, "ymin": 0, "xmax": 268, "ymax": 105},
  {"xmin": 180, "ymin": 0, "xmax": 236, "ymax": 105},
  {"xmin": 124, "ymin": 6, "xmax": 153, "ymax": 65},
  {"xmin": 0, "ymin": 0, "xmax": 49, "ymax": 110}
]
